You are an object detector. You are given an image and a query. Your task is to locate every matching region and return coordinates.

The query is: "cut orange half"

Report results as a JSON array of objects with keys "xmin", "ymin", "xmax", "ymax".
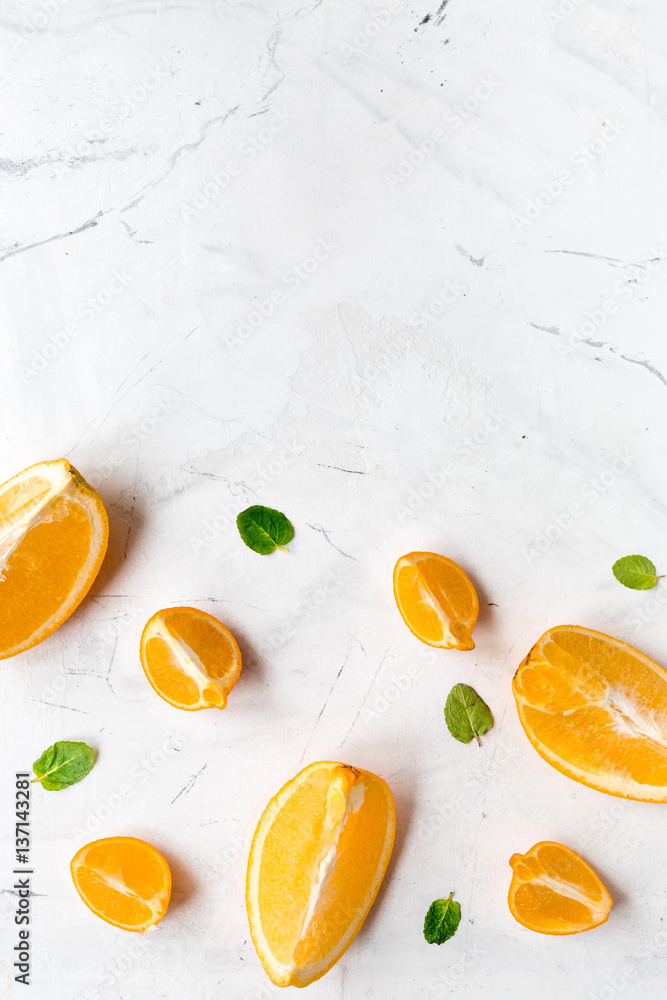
[
  {"xmin": 140, "ymin": 606, "xmax": 242, "ymax": 711},
  {"xmin": 71, "ymin": 836, "xmax": 171, "ymax": 933},
  {"xmin": 0, "ymin": 459, "xmax": 108, "ymax": 659},
  {"xmin": 393, "ymin": 551, "xmax": 479, "ymax": 650},
  {"xmin": 508, "ymin": 841, "xmax": 613, "ymax": 935},
  {"xmin": 246, "ymin": 761, "xmax": 395, "ymax": 988},
  {"xmin": 513, "ymin": 624, "xmax": 667, "ymax": 801}
]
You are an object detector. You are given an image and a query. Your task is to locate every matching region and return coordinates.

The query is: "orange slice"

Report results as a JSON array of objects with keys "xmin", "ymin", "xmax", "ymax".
[
  {"xmin": 508, "ymin": 841, "xmax": 613, "ymax": 934},
  {"xmin": 513, "ymin": 624, "xmax": 667, "ymax": 801},
  {"xmin": 0, "ymin": 459, "xmax": 108, "ymax": 659},
  {"xmin": 140, "ymin": 606, "xmax": 242, "ymax": 711},
  {"xmin": 71, "ymin": 836, "xmax": 171, "ymax": 933},
  {"xmin": 246, "ymin": 761, "xmax": 395, "ymax": 988},
  {"xmin": 393, "ymin": 551, "xmax": 479, "ymax": 650}
]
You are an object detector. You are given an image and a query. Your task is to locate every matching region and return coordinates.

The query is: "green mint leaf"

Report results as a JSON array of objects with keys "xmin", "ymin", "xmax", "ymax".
[
  {"xmin": 424, "ymin": 892, "xmax": 461, "ymax": 944},
  {"xmin": 236, "ymin": 505, "xmax": 294, "ymax": 554},
  {"xmin": 32, "ymin": 741, "xmax": 95, "ymax": 790},
  {"xmin": 444, "ymin": 683, "xmax": 493, "ymax": 746},
  {"xmin": 612, "ymin": 555, "xmax": 663, "ymax": 591}
]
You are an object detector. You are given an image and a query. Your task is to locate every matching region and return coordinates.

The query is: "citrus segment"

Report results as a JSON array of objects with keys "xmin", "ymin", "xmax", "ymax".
[
  {"xmin": 0, "ymin": 459, "xmax": 108, "ymax": 659},
  {"xmin": 513, "ymin": 625, "xmax": 667, "ymax": 801},
  {"xmin": 140, "ymin": 607, "xmax": 242, "ymax": 711},
  {"xmin": 71, "ymin": 836, "xmax": 171, "ymax": 933},
  {"xmin": 246, "ymin": 761, "xmax": 395, "ymax": 988},
  {"xmin": 508, "ymin": 841, "xmax": 612, "ymax": 934},
  {"xmin": 393, "ymin": 551, "xmax": 478, "ymax": 650}
]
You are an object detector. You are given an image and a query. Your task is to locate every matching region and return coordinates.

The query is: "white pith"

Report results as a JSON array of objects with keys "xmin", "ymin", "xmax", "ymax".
[
  {"xmin": 246, "ymin": 763, "xmax": 395, "ymax": 988},
  {"xmin": 0, "ymin": 462, "xmax": 72, "ymax": 579},
  {"xmin": 145, "ymin": 617, "xmax": 231, "ymax": 707},
  {"xmin": 516, "ymin": 626, "xmax": 667, "ymax": 801},
  {"xmin": 518, "ymin": 870, "xmax": 609, "ymax": 923},
  {"xmin": 397, "ymin": 555, "xmax": 458, "ymax": 646},
  {"xmin": 0, "ymin": 460, "xmax": 107, "ymax": 658},
  {"xmin": 602, "ymin": 687, "xmax": 667, "ymax": 755},
  {"xmin": 73, "ymin": 855, "xmax": 166, "ymax": 931},
  {"xmin": 295, "ymin": 781, "xmax": 366, "ymax": 944}
]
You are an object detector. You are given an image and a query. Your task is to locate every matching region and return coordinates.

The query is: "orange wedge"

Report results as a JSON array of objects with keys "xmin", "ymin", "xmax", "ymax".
[
  {"xmin": 71, "ymin": 836, "xmax": 171, "ymax": 933},
  {"xmin": 0, "ymin": 459, "xmax": 108, "ymax": 659},
  {"xmin": 393, "ymin": 551, "xmax": 479, "ymax": 650},
  {"xmin": 140, "ymin": 606, "xmax": 242, "ymax": 711},
  {"xmin": 513, "ymin": 625, "xmax": 667, "ymax": 801},
  {"xmin": 508, "ymin": 841, "xmax": 613, "ymax": 934},
  {"xmin": 246, "ymin": 761, "xmax": 395, "ymax": 988}
]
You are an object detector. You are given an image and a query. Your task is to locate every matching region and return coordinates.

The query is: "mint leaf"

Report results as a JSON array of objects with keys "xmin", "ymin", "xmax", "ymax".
[
  {"xmin": 237, "ymin": 505, "xmax": 293, "ymax": 554},
  {"xmin": 424, "ymin": 892, "xmax": 461, "ymax": 944},
  {"xmin": 32, "ymin": 741, "xmax": 95, "ymax": 790},
  {"xmin": 612, "ymin": 555, "xmax": 663, "ymax": 591},
  {"xmin": 445, "ymin": 683, "xmax": 493, "ymax": 746}
]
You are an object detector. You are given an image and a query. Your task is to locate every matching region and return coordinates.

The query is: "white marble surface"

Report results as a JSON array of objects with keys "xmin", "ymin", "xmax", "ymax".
[{"xmin": 2, "ymin": 0, "xmax": 667, "ymax": 997}]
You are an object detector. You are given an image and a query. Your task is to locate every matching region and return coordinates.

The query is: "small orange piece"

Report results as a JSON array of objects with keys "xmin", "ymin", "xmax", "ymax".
[
  {"xmin": 393, "ymin": 551, "xmax": 479, "ymax": 650},
  {"xmin": 513, "ymin": 625, "xmax": 667, "ymax": 801},
  {"xmin": 71, "ymin": 836, "xmax": 171, "ymax": 933},
  {"xmin": 246, "ymin": 761, "xmax": 395, "ymax": 988},
  {"xmin": 140, "ymin": 606, "xmax": 242, "ymax": 711},
  {"xmin": 0, "ymin": 459, "xmax": 108, "ymax": 659},
  {"xmin": 508, "ymin": 841, "xmax": 613, "ymax": 934}
]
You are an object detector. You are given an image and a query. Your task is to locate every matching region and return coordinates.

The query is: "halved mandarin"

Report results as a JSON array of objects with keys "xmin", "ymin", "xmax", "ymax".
[
  {"xmin": 0, "ymin": 459, "xmax": 108, "ymax": 659},
  {"xmin": 513, "ymin": 625, "xmax": 667, "ymax": 801},
  {"xmin": 140, "ymin": 606, "xmax": 242, "ymax": 711},
  {"xmin": 508, "ymin": 841, "xmax": 613, "ymax": 935},
  {"xmin": 246, "ymin": 761, "xmax": 395, "ymax": 988},
  {"xmin": 393, "ymin": 551, "xmax": 479, "ymax": 650},
  {"xmin": 71, "ymin": 836, "xmax": 171, "ymax": 933}
]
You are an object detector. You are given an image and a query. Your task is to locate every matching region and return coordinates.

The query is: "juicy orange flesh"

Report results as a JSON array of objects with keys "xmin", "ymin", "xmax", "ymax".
[
  {"xmin": 512, "ymin": 882, "xmax": 594, "ymax": 930},
  {"xmin": 509, "ymin": 842, "xmax": 612, "ymax": 933},
  {"xmin": 144, "ymin": 635, "xmax": 204, "ymax": 706},
  {"xmin": 394, "ymin": 553, "xmax": 477, "ymax": 647},
  {"xmin": 257, "ymin": 767, "xmax": 392, "ymax": 970},
  {"xmin": 293, "ymin": 775, "xmax": 391, "ymax": 970},
  {"xmin": 162, "ymin": 610, "xmax": 238, "ymax": 681},
  {"xmin": 515, "ymin": 628, "xmax": 667, "ymax": 789},
  {"xmin": 142, "ymin": 609, "xmax": 240, "ymax": 709},
  {"xmin": 0, "ymin": 496, "xmax": 93, "ymax": 648},
  {"xmin": 73, "ymin": 840, "xmax": 169, "ymax": 929}
]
